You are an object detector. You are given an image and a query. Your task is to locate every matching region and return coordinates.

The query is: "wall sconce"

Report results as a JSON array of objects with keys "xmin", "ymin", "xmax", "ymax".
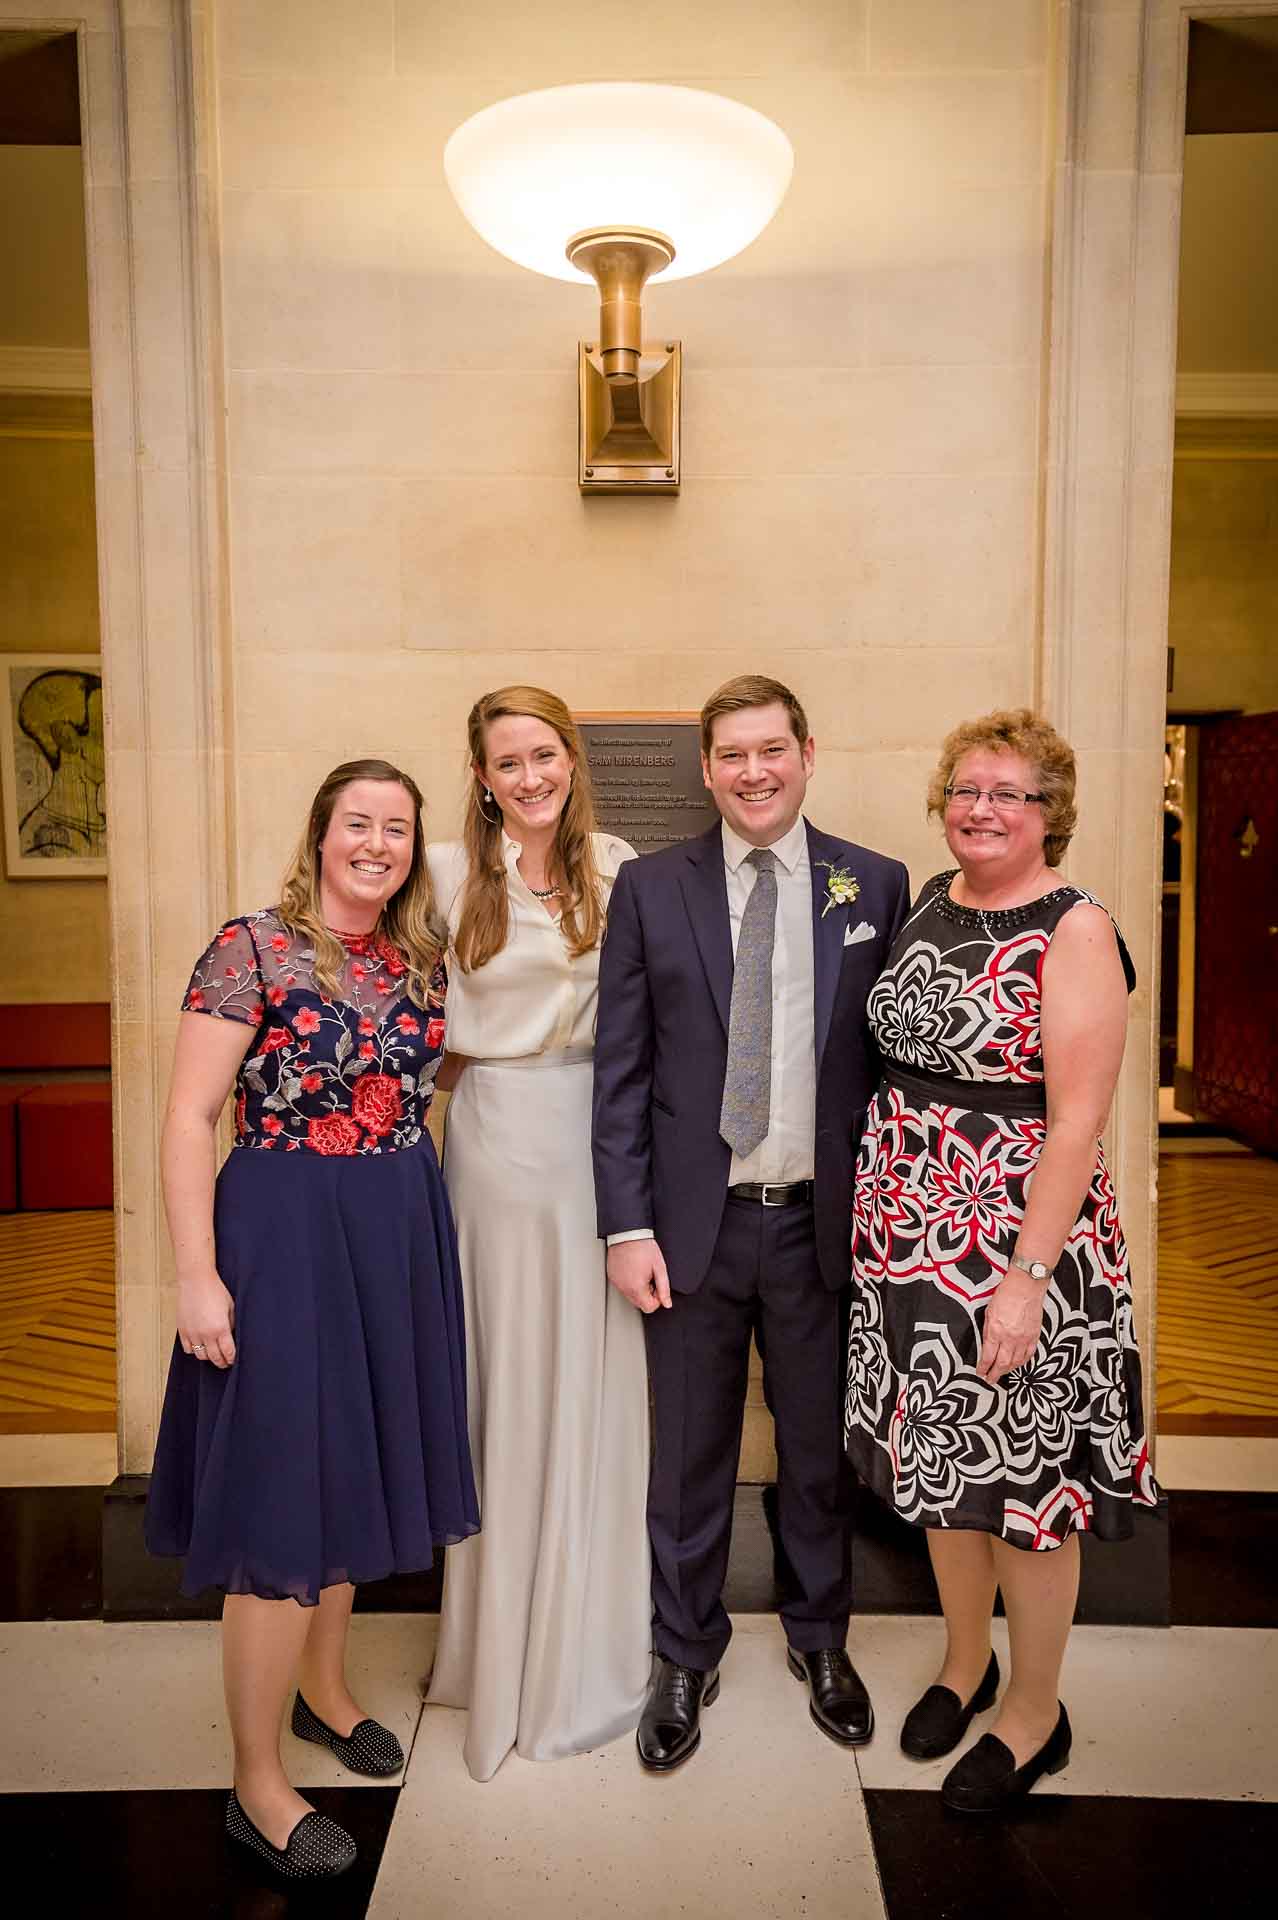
[{"xmin": 444, "ymin": 84, "xmax": 793, "ymax": 494}]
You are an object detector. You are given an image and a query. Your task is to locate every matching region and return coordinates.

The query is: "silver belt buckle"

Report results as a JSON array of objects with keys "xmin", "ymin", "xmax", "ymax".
[{"xmin": 760, "ymin": 1182, "xmax": 786, "ymax": 1207}]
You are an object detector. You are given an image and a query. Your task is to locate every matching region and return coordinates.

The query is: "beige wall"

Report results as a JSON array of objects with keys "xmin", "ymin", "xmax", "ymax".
[
  {"xmin": 1169, "ymin": 457, "xmax": 1278, "ymax": 714},
  {"xmin": 216, "ymin": 0, "xmax": 1049, "ymax": 913},
  {"xmin": 0, "ymin": 419, "xmax": 109, "ymax": 1003},
  {"xmin": 60, "ymin": 0, "xmax": 1177, "ymax": 1471}
]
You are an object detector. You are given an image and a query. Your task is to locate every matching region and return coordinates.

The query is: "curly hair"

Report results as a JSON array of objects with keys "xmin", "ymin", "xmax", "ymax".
[
  {"xmin": 277, "ymin": 758, "xmax": 444, "ymax": 1003},
  {"xmin": 454, "ymin": 686, "xmax": 605, "ymax": 972},
  {"xmin": 927, "ymin": 708, "xmax": 1077, "ymax": 867}
]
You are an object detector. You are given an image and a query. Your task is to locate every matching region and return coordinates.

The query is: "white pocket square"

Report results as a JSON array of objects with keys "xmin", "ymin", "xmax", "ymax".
[{"xmin": 844, "ymin": 920, "xmax": 876, "ymax": 947}]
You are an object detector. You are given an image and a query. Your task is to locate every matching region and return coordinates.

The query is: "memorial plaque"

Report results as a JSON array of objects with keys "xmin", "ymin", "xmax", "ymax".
[{"xmin": 579, "ymin": 714, "xmax": 718, "ymax": 854}]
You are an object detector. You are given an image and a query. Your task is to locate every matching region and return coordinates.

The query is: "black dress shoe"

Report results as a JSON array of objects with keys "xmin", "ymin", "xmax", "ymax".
[
  {"xmin": 225, "ymin": 1790, "xmax": 356, "ymax": 1879},
  {"xmin": 291, "ymin": 1692, "xmax": 405, "ymax": 1777},
  {"xmin": 900, "ymin": 1651, "xmax": 1000, "ymax": 1759},
  {"xmin": 636, "ymin": 1657, "xmax": 720, "ymax": 1771},
  {"xmin": 786, "ymin": 1646, "xmax": 874, "ymax": 1746},
  {"xmin": 941, "ymin": 1702, "xmax": 1072, "ymax": 1812}
]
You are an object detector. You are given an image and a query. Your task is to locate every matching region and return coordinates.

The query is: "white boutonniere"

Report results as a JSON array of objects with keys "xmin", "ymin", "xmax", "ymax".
[{"xmin": 817, "ymin": 860, "xmax": 860, "ymax": 918}]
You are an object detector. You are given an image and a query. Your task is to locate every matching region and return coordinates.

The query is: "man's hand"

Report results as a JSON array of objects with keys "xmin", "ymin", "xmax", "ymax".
[{"xmin": 606, "ymin": 1239, "xmax": 673, "ymax": 1314}]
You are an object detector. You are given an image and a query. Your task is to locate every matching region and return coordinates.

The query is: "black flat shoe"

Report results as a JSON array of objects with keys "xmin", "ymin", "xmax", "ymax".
[
  {"xmin": 941, "ymin": 1703, "xmax": 1072, "ymax": 1813},
  {"xmin": 225, "ymin": 1790, "xmax": 356, "ymax": 1880},
  {"xmin": 900, "ymin": 1651, "xmax": 1000, "ymax": 1760},
  {"xmin": 291, "ymin": 1692, "xmax": 405, "ymax": 1777},
  {"xmin": 786, "ymin": 1646, "xmax": 874, "ymax": 1747},
  {"xmin": 636, "ymin": 1658, "xmax": 720, "ymax": 1771}
]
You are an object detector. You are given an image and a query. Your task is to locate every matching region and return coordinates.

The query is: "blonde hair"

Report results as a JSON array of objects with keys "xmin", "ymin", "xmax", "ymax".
[
  {"xmin": 455, "ymin": 686, "xmax": 605, "ymax": 973},
  {"xmin": 699, "ymin": 674, "xmax": 810, "ymax": 758},
  {"xmin": 927, "ymin": 709, "xmax": 1078, "ymax": 867},
  {"xmin": 278, "ymin": 758, "xmax": 444, "ymax": 1002}
]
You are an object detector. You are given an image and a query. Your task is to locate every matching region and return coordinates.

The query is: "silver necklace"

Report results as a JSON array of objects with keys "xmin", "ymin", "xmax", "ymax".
[{"xmin": 527, "ymin": 882, "xmax": 561, "ymax": 899}]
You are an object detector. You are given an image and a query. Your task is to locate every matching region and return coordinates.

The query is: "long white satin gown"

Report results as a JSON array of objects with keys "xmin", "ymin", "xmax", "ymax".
[{"xmin": 425, "ymin": 834, "xmax": 651, "ymax": 1782}]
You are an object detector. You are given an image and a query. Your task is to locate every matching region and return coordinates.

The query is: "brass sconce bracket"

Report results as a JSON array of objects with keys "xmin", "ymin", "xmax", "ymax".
[
  {"xmin": 577, "ymin": 340, "xmax": 681, "ymax": 493},
  {"xmin": 568, "ymin": 226, "xmax": 680, "ymax": 494}
]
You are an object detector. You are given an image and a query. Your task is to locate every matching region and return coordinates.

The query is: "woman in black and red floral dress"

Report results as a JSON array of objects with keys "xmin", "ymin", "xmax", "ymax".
[
  {"xmin": 845, "ymin": 710, "xmax": 1158, "ymax": 1814},
  {"xmin": 147, "ymin": 759, "xmax": 477, "ymax": 1880}
]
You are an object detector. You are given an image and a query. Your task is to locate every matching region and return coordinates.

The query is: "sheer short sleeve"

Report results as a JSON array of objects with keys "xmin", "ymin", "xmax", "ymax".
[{"xmin": 182, "ymin": 919, "xmax": 265, "ymax": 1027}]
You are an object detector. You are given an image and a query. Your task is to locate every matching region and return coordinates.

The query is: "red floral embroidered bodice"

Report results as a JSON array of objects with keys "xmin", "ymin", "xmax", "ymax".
[{"xmin": 182, "ymin": 909, "xmax": 447, "ymax": 1155}]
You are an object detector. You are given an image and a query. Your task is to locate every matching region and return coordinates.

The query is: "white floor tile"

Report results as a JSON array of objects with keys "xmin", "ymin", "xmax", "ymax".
[
  {"xmin": 0, "ymin": 1433, "xmax": 117, "ymax": 1486},
  {"xmin": 370, "ymin": 1618, "xmax": 885, "ymax": 1920},
  {"xmin": 850, "ymin": 1614, "xmax": 1278, "ymax": 1801},
  {"xmin": 0, "ymin": 1614, "xmax": 435, "ymax": 1793},
  {"xmin": 1155, "ymin": 1435, "xmax": 1278, "ymax": 1492}
]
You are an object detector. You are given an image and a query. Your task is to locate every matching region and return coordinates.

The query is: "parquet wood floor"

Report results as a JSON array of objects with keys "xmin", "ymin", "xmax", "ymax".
[
  {"xmin": 0, "ymin": 1212, "xmax": 115, "ymax": 1434},
  {"xmin": 1, "ymin": 1155, "xmax": 1273, "ymax": 1442},
  {"xmin": 1157, "ymin": 1152, "xmax": 1278, "ymax": 1435}
]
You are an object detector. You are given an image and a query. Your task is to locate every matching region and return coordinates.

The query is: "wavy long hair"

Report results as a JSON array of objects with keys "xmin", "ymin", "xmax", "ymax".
[
  {"xmin": 454, "ymin": 687, "xmax": 604, "ymax": 972},
  {"xmin": 278, "ymin": 758, "xmax": 444, "ymax": 1003}
]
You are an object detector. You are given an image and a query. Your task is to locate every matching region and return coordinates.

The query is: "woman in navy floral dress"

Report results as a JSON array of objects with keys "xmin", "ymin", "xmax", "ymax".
[
  {"xmin": 845, "ymin": 711, "xmax": 1157, "ymax": 1814},
  {"xmin": 147, "ymin": 759, "xmax": 478, "ymax": 1880}
]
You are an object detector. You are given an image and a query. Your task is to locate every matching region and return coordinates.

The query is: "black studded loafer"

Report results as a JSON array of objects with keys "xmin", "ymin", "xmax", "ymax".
[
  {"xmin": 941, "ymin": 1702, "xmax": 1072, "ymax": 1813},
  {"xmin": 786, "ymin": 1646, "xmax": 874, "ymax": 1746},
  {"xmin": 636, "ymin": 1657, "xmax": 720, "ymax": 1771},
  {"xmin": 900, "ymin": 1651, "xmax": 1000, "ymax": 1760},
  {"xmin": 291, "ymin": 1692, "xmax": 405, "ymax": 1777},
  {"xmin": 225, "ymin": 1790, "xmax": 356, "ymax": 1879}
]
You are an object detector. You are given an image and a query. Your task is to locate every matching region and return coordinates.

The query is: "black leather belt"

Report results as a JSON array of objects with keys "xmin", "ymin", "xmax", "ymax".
[{"xmin": 727, "ymin": 1180, "xmax": 814, "ymax": 1208}]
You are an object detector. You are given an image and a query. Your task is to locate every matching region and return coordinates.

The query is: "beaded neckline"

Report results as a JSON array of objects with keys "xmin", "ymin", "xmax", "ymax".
[{"xmin": 929, "ymin": 870, "xmax": 1077, "ymax": 931}]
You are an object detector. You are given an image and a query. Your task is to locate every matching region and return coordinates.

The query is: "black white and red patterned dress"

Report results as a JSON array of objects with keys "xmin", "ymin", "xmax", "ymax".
[{"xmin": 845, "ymin": 871, "xmax": 1158, "ymax": 1551}]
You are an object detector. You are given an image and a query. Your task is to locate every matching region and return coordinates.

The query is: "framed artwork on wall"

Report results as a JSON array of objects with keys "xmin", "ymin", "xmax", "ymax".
[{"xmin": 0, "ymin": 652, "xmax": 106, "ymax": 879}]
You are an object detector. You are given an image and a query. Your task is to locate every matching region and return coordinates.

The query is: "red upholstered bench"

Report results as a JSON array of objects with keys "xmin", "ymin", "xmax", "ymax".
[
  {"xmin": 0, "ymin": 1003, "xmax": 111, "ymax": 1072},
  {"xmin": 0, "ymin": 1003, "xmax": 112, "ymax": 1210},
  {"xmin": 17, "ymin": 1083, "xmax": 114, "ymax": 1210}
]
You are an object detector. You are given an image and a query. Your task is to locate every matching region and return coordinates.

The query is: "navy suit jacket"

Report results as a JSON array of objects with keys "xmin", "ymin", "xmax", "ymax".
[{"xmin": 592, "ymin": 819, "xmax": 910, "ymax": 1295}]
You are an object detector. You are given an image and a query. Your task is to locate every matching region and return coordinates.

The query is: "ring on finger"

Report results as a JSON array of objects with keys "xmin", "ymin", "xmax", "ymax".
[{"xmin": 194, "ymin": 1343, "xmax": 207, "ymax": 1355}]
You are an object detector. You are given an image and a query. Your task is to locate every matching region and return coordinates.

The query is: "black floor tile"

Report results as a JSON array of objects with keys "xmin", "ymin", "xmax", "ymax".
[
  {"xmin": 1170, "ymin": 1491, "xmax": 1278, "ymax": 1628},
  {"xmin": 0, "ymin": 1786, "xmax": 398, "ymax": 1919},
  {"xmin": 0, "ymin": 1485, "xmax": 101, "ymax": 1620},
  {"xmin": 9, "ymin": 1478, "xmax": 1274, "ymax": 1631},
  {"xmin": 865, "ymin": 1788, "xmax": 1278, "ymax": 1920},
  {"xmin": 102, "ymin": 1475, "xmax": 445, "ymax": 1620},
  {"xmin": 851, "ymin": 1482, "xmax": 1171, "ymax": 1625}
]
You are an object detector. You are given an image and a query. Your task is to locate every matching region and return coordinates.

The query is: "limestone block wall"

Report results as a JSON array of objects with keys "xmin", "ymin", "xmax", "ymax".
[
  {"xmin": 60, "ymin": 1, "xmax": 1178, "ymax": 1473},
  {"xmin": 214, "ymin": 0, "xmax": 1050, "ymax": 912}
]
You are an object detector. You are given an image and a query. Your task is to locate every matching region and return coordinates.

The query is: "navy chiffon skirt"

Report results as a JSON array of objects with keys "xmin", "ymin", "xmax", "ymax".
[{"xmin": 146, "ymin": 1140, "xmax": 479, "ymax": 1603}]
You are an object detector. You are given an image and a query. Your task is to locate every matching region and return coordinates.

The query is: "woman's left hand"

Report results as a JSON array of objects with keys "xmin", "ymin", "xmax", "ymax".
[{"xmin": 977, "ymin": 1269, "xmax": 1046, "ymax": 1382}]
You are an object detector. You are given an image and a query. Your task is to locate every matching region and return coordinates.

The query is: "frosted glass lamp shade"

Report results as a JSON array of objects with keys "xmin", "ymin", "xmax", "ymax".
[{"xmin": 443, "ymin": 83, "xmax": 793, "ymax": 283}]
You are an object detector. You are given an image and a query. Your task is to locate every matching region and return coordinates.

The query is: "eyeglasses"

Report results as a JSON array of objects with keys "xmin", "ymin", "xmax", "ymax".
[{"xmin": 943, "ymin": 784, "xmax": 1045, "ymax": 812}]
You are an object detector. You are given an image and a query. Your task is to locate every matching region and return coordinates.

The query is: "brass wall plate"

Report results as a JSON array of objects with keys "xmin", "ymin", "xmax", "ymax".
[{"xmin": 578, "ymin": 341, "xmax": 680, "ymax": 494}]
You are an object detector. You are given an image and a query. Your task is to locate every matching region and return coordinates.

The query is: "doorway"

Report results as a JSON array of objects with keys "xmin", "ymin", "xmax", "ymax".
[
  {"xmin": 1158, "ymin": 16, "xmax": 1278, "ymax": 1451},
  {"xmin": 0, "ymin": 30, "xmax": 116, "ymax": 1473}
]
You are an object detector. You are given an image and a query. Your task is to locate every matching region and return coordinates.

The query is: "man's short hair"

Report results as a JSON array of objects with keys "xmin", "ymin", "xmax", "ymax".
[{"xmin": 699, "ymin": 674, "xmax": 810, "ymax": 758}]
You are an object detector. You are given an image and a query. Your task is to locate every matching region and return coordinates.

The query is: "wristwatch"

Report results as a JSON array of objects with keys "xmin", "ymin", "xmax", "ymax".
[{"xmin": 1010, "ymin": 1251, "xmax": 1053, "ymax": 1282}]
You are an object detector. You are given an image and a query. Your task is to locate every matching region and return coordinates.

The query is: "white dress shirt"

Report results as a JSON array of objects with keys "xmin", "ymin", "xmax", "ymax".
[
  {"xmin": 721, "ymin": 813, "xmax": 817, "ymax": 1185},
  {"xmin": 608, "ymin": 813, "xmax": 817, "ymax": 1247},
  {"xmin": 427, "ymin": 834, "xmax": 635, "ymax": 1059}
]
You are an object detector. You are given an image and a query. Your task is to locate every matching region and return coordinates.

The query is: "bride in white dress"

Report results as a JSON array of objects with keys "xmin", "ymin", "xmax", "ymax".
[{"xmin": 426, "ymin": 685, "xmax": 651, "ymax": 1782}]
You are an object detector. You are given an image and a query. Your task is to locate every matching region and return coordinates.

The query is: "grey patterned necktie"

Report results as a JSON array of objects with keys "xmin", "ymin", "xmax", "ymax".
[{"xmin": 719, "ymin": 848, "xmax": 778, "ymax": 1158}]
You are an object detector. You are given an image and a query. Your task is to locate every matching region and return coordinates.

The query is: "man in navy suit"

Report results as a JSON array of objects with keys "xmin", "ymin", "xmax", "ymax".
[{"xmin": 593, "ymin": 674, "xmax": 910, "ymax": 1770}]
